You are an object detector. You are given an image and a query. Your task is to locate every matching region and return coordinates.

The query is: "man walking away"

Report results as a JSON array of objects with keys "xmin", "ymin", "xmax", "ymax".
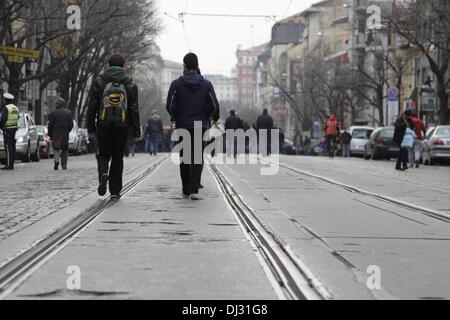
[
  {"xmin": 0, "ymin": 93, "xmax": 19, "ymax": 170},
  {"xmin": 340, "ymin": 129, "xmax": 352, "ymax": 158},
  {"xmin": 145, "ymin": 110, "xmax": 163, "ymax": 156},
  {"xmin": 410, "ymin": 111, "xmax": 426, "ymax": 168},
  {"xmin": 394, "ymin": 111, "xmax": 411, "ymax": 171},
  {"xmin": 225, "ymin": 110, "xmax": 243, "ymax": 158},
  {"xmin": 325, "ymin": 115, "xmax": 340, "ymax": 158},
  {"xmin": 166, "ymin": 53, "xmax": 220, "ymax": 200},
  {"xmin": 48, "ymin": 97, "xmax": 74, "ymax": 170},
  {"xmin": 256, "ymin": 109, "xmax": 274, "ymax": 155},
  {"xmin": 87, "ymin": 53, "xmax": 140, "ymax": 199}
]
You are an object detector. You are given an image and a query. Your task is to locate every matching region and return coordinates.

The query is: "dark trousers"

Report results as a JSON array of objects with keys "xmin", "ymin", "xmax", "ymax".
[
  {"xmin": 149, "ymin": 132, "xmax": 161, "ymax": 155},
  {"xmin": 396, "ymin": 147, "xmax": 408, "ymax": 169},
  {"xmin": 54, "ymin": 148, "xmax": 69, "ymax": 168},
  {"xmin": 3, "ymin": 129, "xmax": 17, "ymax": 168},
  {"xmin": 96, "ymin": 126, "xmax": 128, "ymax": 195},
  {"xmin": 179, "ymin": 128, "xmax": 206, "ymax": 195}
]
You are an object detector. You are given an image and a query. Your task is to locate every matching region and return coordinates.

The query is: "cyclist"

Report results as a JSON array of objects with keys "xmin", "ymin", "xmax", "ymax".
[{"xmin": 324, "ymin": 115, "xmax": 340, "ymax": 158}]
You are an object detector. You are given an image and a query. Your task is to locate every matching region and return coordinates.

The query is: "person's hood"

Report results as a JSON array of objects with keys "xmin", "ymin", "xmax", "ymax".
[
  {"xmin": 329, "ymin": 116, "xmax": 336, "ymax": 121},
  {"xmin": 103, "ymin": 66, "xmax": 127, "ymax": 82},
  {"xmin": 180, "ymin": 70, "xmax": 204, "ymax": 93}
]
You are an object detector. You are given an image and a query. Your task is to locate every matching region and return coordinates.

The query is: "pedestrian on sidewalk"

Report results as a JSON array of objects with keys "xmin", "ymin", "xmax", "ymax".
[
  {"xmin": 410, "ymin": 111, "xmax": 427, "ymax": 168},
  {"xmin": 340, "ymin": 128, "xmax": 352, "ymax": 158},
  {"xmin": 394, "ymin": 111, "xmax": 412, "ymax": 171},
  {"xmin": 87, "ymin": 53, "xmax": 141, "ymax": 199},
  {"xmin": 145, "ymin": 110, "xmax": 163, "ymax": 156},
  {"xmin": 0, "ymin": 93, "xmax": 19, "ymax": 170},
  {"xmin": 256, "ymin": 109, "xmax": 274, "ymax": 155},
  {"xmin": 225, "ymin": 110, "xmax": 243, "ymax": 158},
  {"xmin": 48, "ymin": 97, "xmax": 74, "ymax": 171},
  {"xmin": 166, "ymin": 52, "xmax": 220, "ymax": 200},
  {"xmin": 324, "ymin": 115, "xmax": 340, "ymax": 158}
]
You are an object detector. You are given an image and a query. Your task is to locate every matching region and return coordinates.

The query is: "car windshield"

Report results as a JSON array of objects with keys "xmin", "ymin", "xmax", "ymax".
[
  {"xmin": 18, "ymin": 116, "xmax": 26, "ymax": 129},
  {"xmin": 380, "ymin": 129, "xmax": 394, "ymax": 138},
  {"xmin": 352, "ymin": 129, "xmax": 372, "ymax": 139},
  {"xmin": 436, "ymin": 127, "xmax": 450, "ymax": 136}
]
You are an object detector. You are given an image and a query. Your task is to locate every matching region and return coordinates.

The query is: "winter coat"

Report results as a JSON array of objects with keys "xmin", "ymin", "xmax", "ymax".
[
  {"xmin": 256, "ymin": 113, "xmax": 274, "ymax": 130},
  {"xmin": 166, "ymin": 70, "xmax": 220, "ymax": 129},
  {"xmin": 401, "ymin": 127, "xmax": 416, "ymax": 149},
  {"xmin": 225, "ymin": 115, "xmax": 244, "ymax": 130},
  {"xmin": 340, "ymin": 132, "xmax": 352, "ymax": 144},
  {"xmin": 48, "ymin": 107, "xmax": 74, "ymax": 150},
  {"xmin": 393, "ymin": 117, "xmax": 407, "ymax": 146},
  {"xmin": 87, "ymin": 66, "xmax": 140, "ymax": 138},
  {"xmin": 145, "ymin": 115, "xmax": 163, "ymax": 135}
]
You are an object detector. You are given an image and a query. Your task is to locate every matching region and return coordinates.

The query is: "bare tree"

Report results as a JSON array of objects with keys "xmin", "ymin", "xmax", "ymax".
[{"xmin": 391, "ymin": 0, "xmax": 450, "ymax": 124}]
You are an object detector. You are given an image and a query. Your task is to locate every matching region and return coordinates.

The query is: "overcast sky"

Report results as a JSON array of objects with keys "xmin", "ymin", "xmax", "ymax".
[{"xmin": 156, "ymin": 0, "xmax": 317, "ymax": 77}]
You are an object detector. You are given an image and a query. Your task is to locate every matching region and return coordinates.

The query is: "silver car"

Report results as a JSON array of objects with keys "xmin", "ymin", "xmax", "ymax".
[
  {"xmin": 15, "ymin": 113, "xmax": 40, "ymax": 162},
  {"xmin": 349, "ymin": 126, "xmax": 374, "ymax": 156},
  {"xmin": 423, "ymin": 125, "xmax": 450, "ymax": 165}
]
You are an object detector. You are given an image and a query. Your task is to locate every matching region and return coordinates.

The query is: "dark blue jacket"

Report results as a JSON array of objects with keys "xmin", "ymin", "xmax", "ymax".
[{"xmin": 166, "ymin": 70, "xmax": 220, "ymax": 129}]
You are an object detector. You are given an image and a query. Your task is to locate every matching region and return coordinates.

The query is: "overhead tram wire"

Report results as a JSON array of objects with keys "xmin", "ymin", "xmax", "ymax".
[{"xmin": 172, "ymin": 12, "xmax": 278, "ymax": 22}]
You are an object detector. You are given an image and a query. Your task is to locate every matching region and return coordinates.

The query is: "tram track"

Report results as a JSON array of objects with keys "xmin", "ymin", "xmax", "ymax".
[
  {"xmin": 259, "ymin": 158, "xmax": 450, "ymax": 223},
  {"xmin": 0, "ymin": 156, "xmax": 169, "ymax": 299},
  {"xmin": 209, "ymin": 163, "xmax": 333, "ymax": 300}
]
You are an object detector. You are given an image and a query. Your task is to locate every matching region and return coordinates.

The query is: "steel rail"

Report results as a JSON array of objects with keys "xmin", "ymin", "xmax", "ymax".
[
  {"xmin": 209, "ymin": 164, "xmax": 332, "ymax": 300},
  {"xmin": 0, "ymin": 156, "xmax": 169, "ymax": 298},
  {"xmin": 260, "ymin": 158, "xmax": 450, "ymax": 223}
]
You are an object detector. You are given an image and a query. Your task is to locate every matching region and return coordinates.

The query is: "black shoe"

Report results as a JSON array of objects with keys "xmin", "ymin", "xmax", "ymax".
[
  {"xmin": 54, "ymin": 162, "xmax": 59, "ymax": 171},
  {"xmin": 110, "ymin": 194, "xmax": 121, "ymax": 200},
  {"xmin": 198, "ymin": 184, "xmax": 204, "ymax": 189},
  {"xmin": 98, "ymin": 174, "xmax": 109, "ymax": 196},
  {"xmin": 395, "ymin": 167, "xmax": 402, "ymax": 170},
  {"xmin": 1, "ymin": 167, "xmax": 13, "ymax": 171},
  {"xmin": 415, "ymin": 161, "xmax": 420, "ymax": 168}
]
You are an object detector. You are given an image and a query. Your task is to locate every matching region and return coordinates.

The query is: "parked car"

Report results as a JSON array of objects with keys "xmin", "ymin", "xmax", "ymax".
[
  {"xmin": 281, "ymin": 138, "xmax": 297, "ymax": 155},
  {"xmin": 36, "ymin": 126, "xmax": 53, "ymax": 158},
  {"xmin": 16, "ymin": 113, "xmax": 40, "ymax": 162},
  {"xmin": 423, "ymin": 125, "xmax": 450, "ymax": 165},
  {"xmin": 364, "ymin": 127, "xmax": 398, "ymax": 160},
  {"xmin": 69, "ymin": 121, "xmax": 83, "ymax": 155},
  {"xmin": 349, "ymin": 126, "xmax": 374, "ymax": 156}
]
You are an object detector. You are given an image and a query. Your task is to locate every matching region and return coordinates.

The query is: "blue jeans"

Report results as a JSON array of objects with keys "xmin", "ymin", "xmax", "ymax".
[{"xmin": 148, "ymin": 133, "xmax": 161, "ymax": 155}]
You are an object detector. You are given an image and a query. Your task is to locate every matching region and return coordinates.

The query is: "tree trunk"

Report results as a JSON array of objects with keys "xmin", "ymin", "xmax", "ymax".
[{"xmin": 436, "ymin": 73, "xmax": 449, "ymax": 125}]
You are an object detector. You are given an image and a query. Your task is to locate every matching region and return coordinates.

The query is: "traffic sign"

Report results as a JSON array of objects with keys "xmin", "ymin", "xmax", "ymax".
[
  {"xmin": 0, "ymin": 46, "xmax": 40, "ymax": 59},
  {"xmin": 7, "ymin": 55, "xmax": 24, "ymax": 63},
  {"xmin": 387, "ymin": 87, "xmax": 399, "ymax": 98}
]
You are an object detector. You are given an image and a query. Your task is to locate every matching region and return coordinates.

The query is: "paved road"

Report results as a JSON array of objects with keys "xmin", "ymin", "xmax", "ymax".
[
  {"xmin": 214, "ymin": 155, "xmax": 450, "ymax": 299},
  {"xmin": 1, "ymin": 153, "xmax": 449, "ymax": 299},
  {"xmin": 0, "ymin": 155, "xmax": 153, "ymax": 241}
]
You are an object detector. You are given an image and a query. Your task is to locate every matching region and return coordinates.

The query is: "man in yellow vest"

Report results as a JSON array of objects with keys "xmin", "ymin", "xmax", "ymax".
[{"xmin": 0, "ymin": 93, "xmax": 20, "ymax": 170}]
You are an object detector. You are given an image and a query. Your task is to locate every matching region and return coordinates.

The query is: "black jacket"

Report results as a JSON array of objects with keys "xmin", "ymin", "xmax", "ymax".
[
  {"xmin": 48, "ymin": 107, "xmax": 74, "ymax": 150},
  {"xmin": 340, "ymin": 132, "xmax": 352, "ymax": 144},
  {"xmin": 225, "ymin": 115, "xmax": 243, "ymax": 130},
  {"xmin": 87, "ymin": 67, "xmax": 140, "ymax": 138},
  {"xmin": 393, "ymin": 117, "xmax": 407, "ymax": 146},
  {"xmin": 0, "ymin": 105, "xmax": 8, "ymax": 129},
  {"xmin": 145, "ymin": 115, "xmax": 163, "ymax": 135},
  {"xmin": 166, "ymin": 70, "xmax": 220, "ymax": 129},
  {"xmin": 256, "ymin": 113, "xmax": 274, "ymax": 130}
]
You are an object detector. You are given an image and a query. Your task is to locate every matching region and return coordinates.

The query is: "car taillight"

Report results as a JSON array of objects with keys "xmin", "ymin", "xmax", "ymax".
[
  {"xmin": 375, "ymin": 138, "xmax": 383, "ymax": 145},
  {"xmin": 433, "ymin": 140, "xmax": 444, "ymax": 146}
]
